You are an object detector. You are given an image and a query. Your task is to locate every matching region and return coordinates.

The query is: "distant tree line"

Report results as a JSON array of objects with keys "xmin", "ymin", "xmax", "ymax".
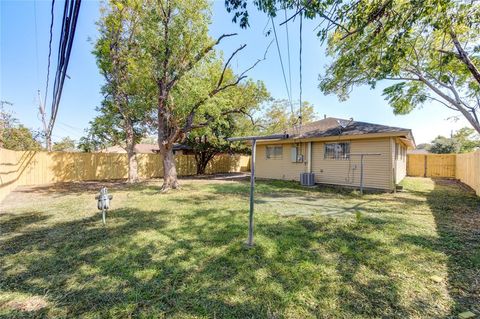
[
  {"xmin": 417, "ymin": 127, "xmax": 480, "ymax": 154},
  {"xmin": 1, "ymin": 101, "xmax": 41, "ymax": 151}
]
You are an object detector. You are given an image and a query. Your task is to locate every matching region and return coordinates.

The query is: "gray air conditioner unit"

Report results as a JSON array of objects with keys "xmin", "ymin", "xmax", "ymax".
[{"xmin": 300, "ymin": 172, "xmax": 315, "ymax": 186}]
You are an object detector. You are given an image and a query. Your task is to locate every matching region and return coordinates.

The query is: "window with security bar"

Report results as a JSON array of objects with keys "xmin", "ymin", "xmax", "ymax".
[{"xmin": 324, "ymin": 142, "xmax": 350, "ymax": 160}]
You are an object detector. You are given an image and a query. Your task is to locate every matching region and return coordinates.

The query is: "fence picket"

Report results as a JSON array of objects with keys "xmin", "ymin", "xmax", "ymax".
[{"xmin": 0, "ymin": 149, "xmax": 250, "ymax": 202}]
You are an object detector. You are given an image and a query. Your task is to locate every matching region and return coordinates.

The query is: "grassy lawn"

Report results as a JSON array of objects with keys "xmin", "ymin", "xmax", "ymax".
[{"xmin": 1, "ymin": 177, "xmax": 479, "ymax": 318}]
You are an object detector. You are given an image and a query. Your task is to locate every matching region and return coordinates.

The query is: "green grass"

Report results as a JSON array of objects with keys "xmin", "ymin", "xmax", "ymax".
[{"xmin": 1, "ymin": 177, "xmax": 479, "ymax": 318}]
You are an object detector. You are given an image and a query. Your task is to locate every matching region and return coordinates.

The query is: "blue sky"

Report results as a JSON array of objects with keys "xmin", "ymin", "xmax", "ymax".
[{"xmin": 0, "ymin": 0, "xmax": 470, "ymax": 144}]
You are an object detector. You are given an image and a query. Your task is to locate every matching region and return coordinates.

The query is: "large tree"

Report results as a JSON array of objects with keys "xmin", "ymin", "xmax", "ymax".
[
  {"xmin": 185, "ymin": 79, "xmax": 270, "ymax": 174},
  {"xmin": 93, "ymin": 0, "xmax": 153, "ymax": 183},
  {"xmin": 0, "ymin": 101, "xmax": 14, "ymax": 149},
  {"xmin": 261, "ymin": 99, "xmax": 317, "ymax": 134},
  {"xmin": 429, "ymin": 135, "xmax": 461, "ymax": 154},
  {"xmin": 453, "ymin": 126, "xmax": 480, "ymax": 153},
  {"xmin": 77, "ymin": 134, "xmax": 102, "ymax": 153},
  {"xmin": 225, "ymin": 0, "xmax": 480, "ymax": 134},
  {"xmin": 139, "ymin": 0, "xmax": 259, "ymax": 191},
  {"xmin": 52, "ymin": 137, "xmax": 76, "ymax": 152},
  {"xmin": 429, "ymin": 126, "xmax": 480, "ymax": 153},
  {"xmin": 1, "ymin": 125, "xmax": 42, "ymax": 151}
]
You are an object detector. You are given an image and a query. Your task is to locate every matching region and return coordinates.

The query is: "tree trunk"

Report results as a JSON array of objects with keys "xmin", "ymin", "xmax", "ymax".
[
  {"xmin": 195, "ymin": 151, "xmax": 216, "ymax": 175},
  {"xmin": 160, "ymin": 146, "xmax": 179, "ymax": 191},
  {"xmin": 196, "ymin": 158, "xmax": 207, "ymax": 175},
  {"xmin": 125, "ymin": 122, "xmax": 139, "ymax": 183},
  {"xmin": 126, "ymin": 149, "xmax": 139, "ymax": 183}
]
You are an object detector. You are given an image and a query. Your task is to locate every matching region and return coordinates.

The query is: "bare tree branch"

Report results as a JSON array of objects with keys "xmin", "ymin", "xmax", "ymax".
[
  {"xmin": 221, "ymin": 109, "xmax": 260, "ymax": 127},
  {"xmin": 449, "ymin": 30, "xmax": 480, "ymax": 85},
  {"xmin": 279, "ymin": 5, "xmax": 307, "ymax": 26},
  {"xmin": 437, "ymin": 48, "xmax": 461, "ymax": 58},
  {"xmin": 424, "ymin": 95, "xmax": 459, "ymax": 111},
  {"xmin": 237, "ymin": 39, "xmax": 273, "ymax": 79},
  {"xmin": 166, "ymin": 33, "xmax": 237, "ymax": 91},
  {"xmin": 217, "ymin": 44, "xmax": 247, "ymax": 88},
  {"xmin": 178, "ymin": 39, "xmax": 273, "ymax": 138},
  {"xmin": 384, "ymin": 76, "xmax": 421, "ymax": 81}
]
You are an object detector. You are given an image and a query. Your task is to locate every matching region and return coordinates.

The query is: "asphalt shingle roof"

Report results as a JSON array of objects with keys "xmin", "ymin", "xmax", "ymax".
[{"xmin": 282, "ymin": 117, "xmax": 410, "ymax": 139}]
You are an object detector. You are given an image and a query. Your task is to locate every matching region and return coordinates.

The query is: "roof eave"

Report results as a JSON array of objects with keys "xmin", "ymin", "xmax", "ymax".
[{"xmin": 256, "ymin": 130, "xmax": 413, "ymax": 144}]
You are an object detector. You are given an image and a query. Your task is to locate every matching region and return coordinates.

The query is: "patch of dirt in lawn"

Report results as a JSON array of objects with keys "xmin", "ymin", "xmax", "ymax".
[
  {"xmin": 256, "ymin": 194, "xmax": 363, "ymax": 217},
  {"xmin": 2, "ymin": 173, "xmax": 249, "ymax": 200},
  {"xmin": 3, "ymin": 296, "xmax": 48, "ymax": 312},
  {"xmin": 0, "ymin": 180, "xmax": 131, "ymax": 211},
  {"xmin": 8, "ymin": 180, "xmax": 131, "ymax": 196},
  {"xmin": 182, "ymin": 172, "xmax": 250, "ymax": 181},
  {"xmin": 434, "ymin": 178, "xmax": 478, "ymax": 194}
]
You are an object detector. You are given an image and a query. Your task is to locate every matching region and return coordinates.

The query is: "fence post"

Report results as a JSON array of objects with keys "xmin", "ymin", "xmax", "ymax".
[{"xmin": 424, "ymin": 155, "xmax": 427, "ymax": 177}]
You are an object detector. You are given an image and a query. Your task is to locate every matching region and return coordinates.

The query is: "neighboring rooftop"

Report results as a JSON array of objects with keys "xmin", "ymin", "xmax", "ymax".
[
  {"xmin": 101, "ymin": 143, "xmax": 191, "ymax": 154},
  {"xmin": 407, "ymin": 149, "xmax": 430, "ymax": 154},
  {"xmin": 101, "ymin": 143, "xmax": 159, "ymax": 154}
]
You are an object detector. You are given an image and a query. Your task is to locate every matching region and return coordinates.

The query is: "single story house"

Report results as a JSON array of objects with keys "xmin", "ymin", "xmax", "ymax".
[{"xmin": 255, "ymin": 117, "xmax": 415, "ymax": 191}]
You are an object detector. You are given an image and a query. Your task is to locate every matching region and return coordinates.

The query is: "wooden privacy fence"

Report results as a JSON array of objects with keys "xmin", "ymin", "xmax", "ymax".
[
  {"xmin": 0, "ymin": 149, "xmax": 250, "ymax": 202},
  {"xmin": 407, "ymin": 154, "xmax": 456, "ymax": 178},
  {"xmin": 407, "ymin": 151, "xmax": 480, "ymax": 195},
  {"xmin": 456, "ymin": 151, "xmax": 480, "ymax": 196}
]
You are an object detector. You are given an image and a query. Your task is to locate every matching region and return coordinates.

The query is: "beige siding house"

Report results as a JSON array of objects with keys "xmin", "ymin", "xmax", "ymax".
[{"xmin": 255, "ymin": 117, "xmax": 414, "ymax": 191}]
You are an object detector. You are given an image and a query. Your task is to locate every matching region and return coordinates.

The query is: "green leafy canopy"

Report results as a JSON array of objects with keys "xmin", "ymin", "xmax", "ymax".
[{"xmin": 225, "ymin": 0, "xmax": 480, "ymax": 133}]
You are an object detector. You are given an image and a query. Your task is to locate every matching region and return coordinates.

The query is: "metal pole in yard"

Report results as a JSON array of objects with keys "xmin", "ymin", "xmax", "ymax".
[
  {"xmin": 248, "ymin": 139, "xmax": 256, "ymax": 247},
  {"xmin": 360, "ymin": 154, "xmax": 364, "ymax": 195},
  {"xmin": 349, "ymin": 153, "xmax": 380, "ymax": 195},
  {"xmin": 227, "ymin": 133, "xmax": 288, "ymax": 248}
]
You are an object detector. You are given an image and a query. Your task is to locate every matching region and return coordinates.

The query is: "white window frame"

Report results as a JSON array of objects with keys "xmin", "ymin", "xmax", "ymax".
[
  {"xmin": 291, "ymin": 144, "xmax": 304, "ymax": 163},
  {"xmin": 396, "ymin": 143, "xmax": 405, "ymax": 161}
]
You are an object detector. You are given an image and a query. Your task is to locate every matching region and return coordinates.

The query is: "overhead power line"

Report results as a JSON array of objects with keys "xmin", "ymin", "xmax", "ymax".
[
  {"xmin": 270, "ymin": 17, "xmax": 294, "ymax": 118},
  {"xmin": 44, "ymin": 0, "xmax": 55, "ymax": 110},
  {"xmin": 299, "ymin": 11, "xmax": 303, "ymax": 126},
  {"xmin": 58, "ymin": 121, "xmax": 83, "ymax": 132},
  {"xmin": 284, "ymin": 8, "xmax": 292, "ymax": 109},
  {"xmin": 46, "ymin": 0, "xmax": 81, "ymax": 149}
]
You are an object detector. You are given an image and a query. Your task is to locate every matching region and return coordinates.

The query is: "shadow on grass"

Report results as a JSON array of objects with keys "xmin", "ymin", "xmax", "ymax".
[
  {"xmin": 208, "ymin": 180, "xmax": 426, "ymax": 218},
  {"xmin": 9, "ymin": 173, "xmax": 249, "ymax": 197},
  {"xmin": 1, "ymin": 203, "xmax": 415, "ymax": 318},
  {"xmin": 8, "ymin": 180, "xmax": 159, "ymax": 196},
  {"xmin": 398, "ymin": 178, "xmax": 480, "ymax": 316},
  {"xmin": 209, "ymin": 179, "xmax": 358, "ymax": 196},
  {"xmin": 2, "ymin": 178, "xmax": 478, "ymax": 318},
  {"xmin": 0, "ymin": 212, "xmax": 50, "ymax": 236}
]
